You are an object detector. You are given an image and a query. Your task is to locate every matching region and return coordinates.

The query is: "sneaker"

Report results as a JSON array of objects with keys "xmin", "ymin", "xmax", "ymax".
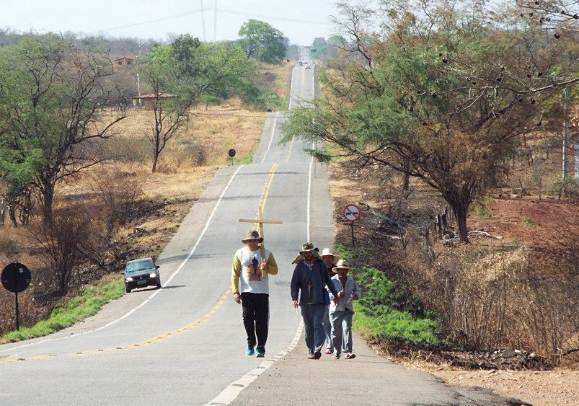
[
  {"xmin": 314, "ymin": 351, "xmax": 322, "ymax": 360},
  {"xmin": 325, "ymin": 348, "xmax": 333, "ymax": 355},
  {"xmin": 345, "ymin": 353, "xmax": 356, "ymax": 359},
  {"xmin": 256, "ymin": 347, "xmax": 266, "ymax": 358},
  {"xmin": 245, "ymin": 345, "xmax": 255, "ymax": 356}
]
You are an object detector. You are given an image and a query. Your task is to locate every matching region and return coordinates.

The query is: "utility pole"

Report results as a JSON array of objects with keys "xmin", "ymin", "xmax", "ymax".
[
  {"xmin": 200, "ymin": 0, "xmax": 207, "ymax": 41},
  {"xmin": 136, "ymin": 40, "xmax": 142, "ymax": 106},
  {"xmin": 213, "ymin": 0, "xmax": 218, "ymax": 42},
  {"xmin": 562, "ymin": 88, "xmax": 568, "ymax": 180}
]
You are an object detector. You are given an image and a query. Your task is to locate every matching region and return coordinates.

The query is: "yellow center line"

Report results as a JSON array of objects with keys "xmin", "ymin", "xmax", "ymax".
[{"xmin": 259, "ymin": 163, "xmax": 278, "ymax": 216}]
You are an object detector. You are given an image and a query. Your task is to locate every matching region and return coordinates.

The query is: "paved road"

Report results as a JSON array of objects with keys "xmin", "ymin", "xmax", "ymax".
[{"xmin": 0, "ymin": 54, "xmax": 523, "ymax": 406}]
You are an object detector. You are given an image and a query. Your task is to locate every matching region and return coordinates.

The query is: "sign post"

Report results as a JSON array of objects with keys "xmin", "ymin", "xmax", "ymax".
[
  {"xmin": 228, "ymin": 148, "xmax": 236, "ymax": 166},
  {"xmin": 343, "ymin": 204, "xmax": 361, "ymax": 247},
  {"xmin": 1, "ymin": 263, "xmax": 32, "ymax": 330}
]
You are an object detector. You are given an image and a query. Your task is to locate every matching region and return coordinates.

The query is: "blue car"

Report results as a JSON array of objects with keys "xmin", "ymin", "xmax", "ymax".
[{"xmin": 124, "ymin": 258, "xmax": 161, "ymax": 293}]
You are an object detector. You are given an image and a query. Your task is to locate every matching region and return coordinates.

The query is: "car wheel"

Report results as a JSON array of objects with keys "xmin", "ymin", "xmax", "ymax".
[
  {"xmin": 156, "ymin": 278, "xmax": 162, "ymax": 289},
  {"xmin": 125, "ymin": 284, "xmax": 132, "ymax": 293}
]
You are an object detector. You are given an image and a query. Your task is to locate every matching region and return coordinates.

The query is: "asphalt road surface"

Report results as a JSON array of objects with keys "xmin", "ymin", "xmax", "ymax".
[{"xmin": 0, "ymin": 54, "xmax": 523, "ymax": 406}]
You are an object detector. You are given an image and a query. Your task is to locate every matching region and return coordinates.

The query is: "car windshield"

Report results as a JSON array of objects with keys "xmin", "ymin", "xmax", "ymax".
[{"xmin": 126, "ymin": 259, "xmax": 154, "ymax": 274}]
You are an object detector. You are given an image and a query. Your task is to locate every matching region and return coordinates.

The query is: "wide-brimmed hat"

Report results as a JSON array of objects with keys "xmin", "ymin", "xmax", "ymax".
[
  {"xmin": 332, "ymin": 259, "xmax": 350, "ymax": 272},
  {"xmin": 242, "ymin": 230, "xmax": 263, "ymax": 243},
  {"xmin": 300, "ymin": 242, "xmax": 316, "ymax": 254},
  {"xmin": 320, "ymin": 248, "xmax": 336, "ymax": 258}
]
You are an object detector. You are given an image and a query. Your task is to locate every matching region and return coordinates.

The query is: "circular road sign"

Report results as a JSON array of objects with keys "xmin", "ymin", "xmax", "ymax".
[
  {"xmin": 344, "ymin": 204, "xmax": 361, "ymax": 222},
  {"xmin": 1, "ymin": 263, "xmax": 32, "ymax": 293},
  {"xmin": 228, "ymin": 148, "xmax": 237, "ymax": 158}
]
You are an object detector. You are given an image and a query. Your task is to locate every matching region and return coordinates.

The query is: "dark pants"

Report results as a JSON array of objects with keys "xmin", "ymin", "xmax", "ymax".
[
  {"xmin": 241, "ymin": 293, "xmax": 269, "ymax": 349},
  {"xmin": 300, "ymin": 303, "xmax": 326, "ymax": 354}
]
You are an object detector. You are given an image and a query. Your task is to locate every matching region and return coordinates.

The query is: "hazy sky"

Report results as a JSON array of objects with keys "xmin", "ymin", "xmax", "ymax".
[{"xmin": 1, "ymin": 0, "xmax": 340, "ymax": 44}]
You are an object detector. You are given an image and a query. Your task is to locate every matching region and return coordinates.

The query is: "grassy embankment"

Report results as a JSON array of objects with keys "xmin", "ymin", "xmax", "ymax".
[
  {"xmin": 335, "ymin": 245, "xmax": 440, "ymax": 347},
  {"xmin": 1, "ymin": 275, "xmax": 124, "ymax": 343}
]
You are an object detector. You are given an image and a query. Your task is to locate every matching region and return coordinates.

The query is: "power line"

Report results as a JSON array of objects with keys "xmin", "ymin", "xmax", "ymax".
[
  {"xmin": 103, "ymin": 5, "xmax": 331, "ymax": 36},
  {"xmin": 104, "ymin": 8, "xmax": 207, "ymax": 32},
  {"xmin": 216, "ymin": 8, "xmax": 332, "ymax": 26}
]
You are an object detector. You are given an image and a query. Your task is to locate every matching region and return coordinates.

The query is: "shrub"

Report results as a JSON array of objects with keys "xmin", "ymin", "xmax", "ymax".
[
  {"xmin": 551, "ymin": 176, "xmax": 578, "ymax": 200},
  {"xmin": 90, "ymin": 170, "xmax": 143, "ymax": 234}
]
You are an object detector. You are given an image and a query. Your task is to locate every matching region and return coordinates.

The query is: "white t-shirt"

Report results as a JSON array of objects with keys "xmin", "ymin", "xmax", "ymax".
[{"xmin": 235, "ymin": 246, "xmax": 272, "ymax": 295}]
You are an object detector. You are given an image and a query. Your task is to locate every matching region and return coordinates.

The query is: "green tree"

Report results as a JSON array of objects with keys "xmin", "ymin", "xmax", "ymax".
[
  {"xmin": 0, "ymin": 35, "xmax": 126, "ymax": 224},
  {"xmin": 239, "ymin": 19, "xmax": 288, "ymax": 64},
  {"xmin": 142, "ymin": 45, "xmax": 198, "ymax": 173}
]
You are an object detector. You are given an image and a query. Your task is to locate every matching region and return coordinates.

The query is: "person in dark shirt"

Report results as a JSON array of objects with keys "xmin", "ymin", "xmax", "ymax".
[{"xmin": 291, "ymin": 242, "xmax": 339, "ymax": 359}]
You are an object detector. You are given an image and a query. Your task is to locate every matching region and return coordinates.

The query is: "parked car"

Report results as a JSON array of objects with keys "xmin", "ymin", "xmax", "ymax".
[{"xmin": 124, "ymin": 258, "xmax": 161, "ymax": 293}]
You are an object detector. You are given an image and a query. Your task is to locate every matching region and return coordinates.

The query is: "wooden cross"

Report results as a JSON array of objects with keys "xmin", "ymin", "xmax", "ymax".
[
  {"xmin": 239, "ymin": 201, "xmax": 282, "ymax": 278},
  {"xmin": 238, "ymin": 215, "xmax": 283, "ymax": 253}
]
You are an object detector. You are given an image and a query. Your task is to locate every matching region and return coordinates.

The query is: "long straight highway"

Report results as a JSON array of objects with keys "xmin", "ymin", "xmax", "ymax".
[{"xmin": 0, "ymin": 54, "xmax": 332, "ymax": 406}]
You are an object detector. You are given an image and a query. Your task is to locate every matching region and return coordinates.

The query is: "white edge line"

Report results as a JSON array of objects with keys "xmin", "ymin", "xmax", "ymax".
[
  {"xmin": 0, "ymin": 165, "xmax": 245, "ymax": 355},
  {"xmin": 260, "ymin": 113, "xmax": 278, "ymax": 164},
  {"xmin": 307, "ymin": 155, "xmax": 314, "ymax": 242},
  {"xmin": 288, "ymin": 66, "xmax": 297, "ymax": 109},
  {"xmin": 205, "ymin": 319, "xmax": 304, "ymax": 406}
]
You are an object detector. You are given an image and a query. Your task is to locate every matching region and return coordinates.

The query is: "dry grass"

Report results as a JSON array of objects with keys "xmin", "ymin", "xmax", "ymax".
[{"xmin": 427, "ymin": 367, "xmax": 579, "ymax": 406}]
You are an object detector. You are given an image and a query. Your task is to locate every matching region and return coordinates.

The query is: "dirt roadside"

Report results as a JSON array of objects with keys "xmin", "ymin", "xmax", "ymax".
[{"xmin": 327, "ymin": 162, "xmax": 578, "ymax": 406}]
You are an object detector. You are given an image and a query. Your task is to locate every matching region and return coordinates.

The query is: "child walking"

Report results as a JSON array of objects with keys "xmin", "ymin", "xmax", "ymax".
[{"xmin": 329, "ymin": 259, "xmax": 360, "ymax": 359}]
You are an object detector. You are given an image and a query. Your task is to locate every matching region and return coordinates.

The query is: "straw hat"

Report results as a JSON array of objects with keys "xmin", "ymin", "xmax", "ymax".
[
  {"xmin": 242, "ymin": 230, "xmax": 263, "ymax": 243},
  {"xmin": 300, "ymin": 242, "xmax": 316, "ymax": 254},
  {"xmin": 332, "ymin": 259, "xmax": 350, "ymax": 272}
]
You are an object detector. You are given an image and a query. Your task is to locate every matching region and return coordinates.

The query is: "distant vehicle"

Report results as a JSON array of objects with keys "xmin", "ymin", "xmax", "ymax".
[
  {"xmin": 305, "ymin": 64, "xmax": 312, "ymax": 70},
  {"xmin": 124, "ymin": 258, "xmax": 161, "ymax": 293},
  {"xmin": 298, "ymin": 60, "xmax": 304, "ymax": 66}
]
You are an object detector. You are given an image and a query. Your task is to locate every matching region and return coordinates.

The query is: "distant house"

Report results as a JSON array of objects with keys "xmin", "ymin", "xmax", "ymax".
[
  {"xmin": 132, "ymin": 93, "xmax": 176, "ymax": 109},
  {"xmin": 114, "ymin": 56, "xmax": 135, "ymax": 66}
]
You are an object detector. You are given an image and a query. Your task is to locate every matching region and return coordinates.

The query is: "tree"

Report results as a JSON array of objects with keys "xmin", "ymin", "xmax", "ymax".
[
  {"xmin": 0, "ymin": 35, "xmax": 126, "ymax": 224},
  {"xmin": 143, "ymin": 37, "xmax": 202, "ymax": 173},
  {"xmin": 239, "ymin": 19, "xmax": 288, "ymax": 64},
  {"xmin": 310, "ymin": 37, "xmax": 328, "ymax": 59},
  {"xmin": 285, "ymin": 1, "xmax": 578, "ymax": 242}
]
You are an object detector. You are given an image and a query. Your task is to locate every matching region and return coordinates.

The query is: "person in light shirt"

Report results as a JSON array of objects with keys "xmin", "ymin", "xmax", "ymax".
[
  {"xmin": 231, "ymin": 230, "xmax": 278, "ymax": 358},
  {"xmin": 329, "ymin": 259, "xmax": 360, "ymax": 359}
]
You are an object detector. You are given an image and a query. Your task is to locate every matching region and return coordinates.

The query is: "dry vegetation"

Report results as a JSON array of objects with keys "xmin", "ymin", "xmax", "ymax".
[
  {"xmin": 329, "ymin": 128, "xmax": 578, "ymax": 403},
  {"xmin": 0, "ymin": 101, "xmax": 267, "ymax": 335}
]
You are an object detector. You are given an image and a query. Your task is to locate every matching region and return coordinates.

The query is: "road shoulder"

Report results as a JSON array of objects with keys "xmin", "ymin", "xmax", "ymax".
[{"xmin": 229, "ymin": 333, "xmax": 521, "ymax": 406}]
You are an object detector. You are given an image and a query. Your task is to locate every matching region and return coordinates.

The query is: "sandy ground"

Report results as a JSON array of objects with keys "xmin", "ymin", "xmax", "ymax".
[{"xmin": 425, "ymin": 367, "xmax": 579, "ymax": 406}]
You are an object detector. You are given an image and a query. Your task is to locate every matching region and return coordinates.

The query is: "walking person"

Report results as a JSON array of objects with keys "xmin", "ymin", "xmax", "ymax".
[
  {"xmin": 320, "ymin": 248, "xmax": 339, "ymax": 355},
  {"xmin": 231, "ymin": 230, "xmax": 278, "ymax": 358},
  {"xmin": 329, "ymin": 259, "xmax": 360, "ymax": 359},
  {"xmin": 291, "ymin": 242, "xmax": 339, "ymax": 359}
]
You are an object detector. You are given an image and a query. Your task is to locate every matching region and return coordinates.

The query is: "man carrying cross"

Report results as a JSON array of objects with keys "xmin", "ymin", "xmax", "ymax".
[{"xmin": 231, "ymin": 230, "xmax": 278, "ymax": 358}]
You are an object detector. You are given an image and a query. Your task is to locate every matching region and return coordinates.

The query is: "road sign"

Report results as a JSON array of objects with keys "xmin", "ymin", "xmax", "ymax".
[
  {"xmin": 344, "ymin": 204, "xmax": 361, "ymax": 222},
  {"xmin": 1, "ymin": 263, "xmax": 31, "ymax": 293},
  {"xmin": 1, "ymin": 263, "xmax": 31, "ymax": 330},
  {"xmin": 228, "ymin": 148, "xmax": 236, "ymax": 158}
]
